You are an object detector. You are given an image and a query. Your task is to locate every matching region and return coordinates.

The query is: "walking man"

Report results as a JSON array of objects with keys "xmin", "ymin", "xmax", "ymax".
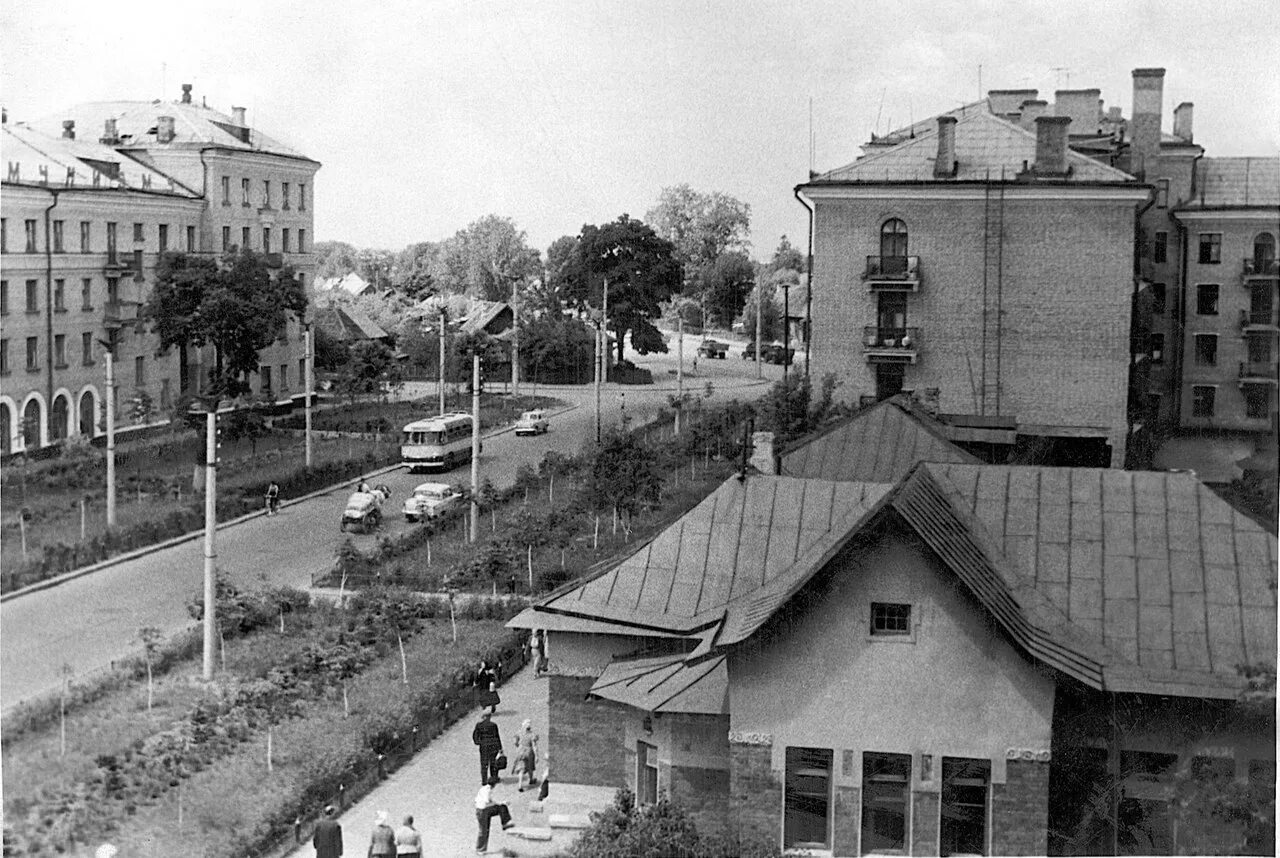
[
  {"xmin": 474, "ymin": 777, "xmax": 513, "ymax": 853},
  {"xmin": 312, "ymin": 805, "xmax": 343, "ymax": 858},
  {"xmin": 472, "ymin": 710, "xmax": 504, "ymax": 785}
]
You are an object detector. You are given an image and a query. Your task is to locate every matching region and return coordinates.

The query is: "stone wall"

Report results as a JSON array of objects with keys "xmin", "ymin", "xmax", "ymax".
[
  {"xmin": 728, "ymin": 739, "xmax": 782, "ymax": 849},
  {"xmin": 670, "ymin": 763, "xmax": 730, "ymax": 839},
  {"xmin": 991, "ymin": 758, "xmax": 1050, "ymax": 855},
  {"xmin": 546, "ymin": 674, "xmax": 628, "ymax": 787}
]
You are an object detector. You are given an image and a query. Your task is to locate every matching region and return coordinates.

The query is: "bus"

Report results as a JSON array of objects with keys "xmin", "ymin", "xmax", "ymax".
[{"xmin": 401, "ymin": 412, "xmax": 475, "ymax": 471}]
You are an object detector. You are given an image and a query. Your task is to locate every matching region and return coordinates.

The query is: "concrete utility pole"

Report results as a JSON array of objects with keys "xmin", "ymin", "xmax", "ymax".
[
  {"xmin": 594, "ymin": 278, "xmax": 608, "ymax": 444},
  {"xmin": 675, "ymin": 314, "xmax": 684, "ymax": 436},
  {"xmin": 438, "ymin": 310, "xmax": 447, "ymax": 415},
  {"xmin": 304, "ymin": 325, "xmax": 314, "ymax": 469},
  {"xmin": 105, "ymin": 349, "xmax": 117, "ymax": 527},
  {"xmin": 202, "ymin": 406, "xmax": 218, "ymax": 681},
  {"xmin": 469, "ymin": 351, "xmax": 481, "ymax": 543},
  {"xmin": 511, "ymin": 278, "xmax": 520, "ymax": 397},
  {"xmin": 782, "ymin": 282, "xmax": 791, "ymax": 387},
  {"xmin": 754, "ymin": 283, "xmax": 762, "ymax": 381}
]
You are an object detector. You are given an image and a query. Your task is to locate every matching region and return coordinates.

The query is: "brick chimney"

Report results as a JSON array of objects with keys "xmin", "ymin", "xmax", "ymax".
[
  {"xmin": 62, "ymin": 120, "xmax": 75, "ymax": 139},
  {"xmin": 231, "ymin": 106, "xmax": 247, "ymax": 126},
  {"xmin": 100, "ymin": 118, "xmax": 119, "ymax": 145},
  {"xmin": 181, "ymin": 83, "xmax": 192, "ymax": 104},
  {"xmin": 1130, "ymin": 68, "xmax": 1165, "ymax": 177},
  {"xmin": 749, "ymin": 431, "xmax": 777, "ymax": 475},
  {"xmin": 1019, "ymin": 99, "xmax": 1048, "ymax": 130},
  {"xmin": 157, "ymin": 115, "xmax": 176, "ymax": 144},
  {"xmin": 1054, "ymin": 89, "xmax": 1102, "ymax": 135},
  {"xmin": 1173, "ymin": 101, "xmax": 1193, "ymax": 142},
  {"xmin": 1034, "ymin": 115, "xmax": 1072, "ymax": 176},
  {"xmin": 933, "ymin": 115, "xmax": 957, "ymax": 177}
]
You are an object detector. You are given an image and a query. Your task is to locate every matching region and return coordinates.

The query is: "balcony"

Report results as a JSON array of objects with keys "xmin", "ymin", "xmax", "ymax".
[
  {"xmin": 862, "ymin": 326, "xmax": 920, "ymax": 363},
  {"xmin": 1239, "ymin": 360, "xmax": 1278, "ymax": 385},
  {"xmin": 1239, "ymin": 309, "xmax": 1280, "ymax": 332},
  {"xmin": 103, "ymin": 300, "xmax": 142, "ymax": 330},
  {"xmin": 1243, "ymin": 258, "xmax": 1280, "ymax": 280},
  {"xmin": 863, "ymin": 256, "xmax": 920, "ymax": 291},
  {"xmin": 263, "ymin": 252, "xmax": 284, "ymax": 269},
  {"xmin": 104, "ymin": 249, "xmax": 144, "ymax": 280}
]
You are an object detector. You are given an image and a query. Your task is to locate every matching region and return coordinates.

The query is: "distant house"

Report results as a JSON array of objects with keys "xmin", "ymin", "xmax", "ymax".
[
  {"xmin": 511, "ymin": 413, "xmax": 1276, "ymax": 854},
  {"xmin": 459, "ymin": 300, "xmax": 513, "ymax": 337},
  {"xmin": 316, "ymin": 272, "xmax": 374, "ymax": 297},
  {"xmin": 311, "ymin": 301, "xmax": 388, "ymax": 344}
]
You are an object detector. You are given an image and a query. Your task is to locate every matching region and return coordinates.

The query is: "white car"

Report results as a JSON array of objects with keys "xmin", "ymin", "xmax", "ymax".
[
  {"xmin": 403, "ymin": 482, "xmax": 465, "ymax": 522},
  {"xmin": 514, "ymin": 409, "xmax": 549, "ymax": 436}
]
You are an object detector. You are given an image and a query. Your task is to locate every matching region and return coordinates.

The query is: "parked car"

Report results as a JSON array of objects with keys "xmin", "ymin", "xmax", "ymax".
[
  {"xmin": 403, "ymin": 482, "xmax": 466, "ymax": 522},
  {"xmin": 763, "ymin": 342, "xmax": 795, "ymax": 365},
  {"xmin": 514, "ymin": 409, "xmax": 550, "ymax": 436},
  {"xmin": 697, "ymin": 339, "xmax": 729, "ymax": 359},
  {"xmin": 741, "ymin": 340, "xmax": 761, "ymax": 360},
  {"xmin": 341, "ymin": 485, "xmax": 391, "ymax": 533}
]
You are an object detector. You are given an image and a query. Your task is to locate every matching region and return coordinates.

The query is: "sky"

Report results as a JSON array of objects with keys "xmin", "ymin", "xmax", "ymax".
[{"xmin": 3, "ymin": 0, "xmax": 1278, "ymax": 260}]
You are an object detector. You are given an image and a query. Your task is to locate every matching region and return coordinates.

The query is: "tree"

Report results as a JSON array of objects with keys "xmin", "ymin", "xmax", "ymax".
[
  {"xmin": 430, "ymin": 215, "xmax": 542, "ymax": 301},
  {"xmin": 534, "ymin": 234, "xmax": 582, "ymax": 315},
  {"xmin": 645, "ymin": 185, "xmax": 751, "ymax": 272},
  {"xmin": 694, "ymin": 251, "xmax": 756, "ymax": 329},
  {"xmin": 520, "ymin": 316, "xmax": 595, "ymax": 384},
  {"xmin": 558, "ymin": 215, "xmax": 683, "ymax": 363},
  {"xmin": 136, "ymin": 626, "xmax": 163, "ymax": 712},
  {"xmin": 335, "ymin": 340, "xmax": 400, "ymax": 401},
  {"xmin": 767, "ymin": 234, "xmax": 805, "ymax": 275},
  {"xmin": 393, "ymin": 241, "xmax": 439, "ymax": 299},
  {"xmin": 313, "ymin": 240, "xmax": 360, "ymax": 281},
  {"xmin": 147, "ymin": 250, "xmax": 306, "ymax": 398},
  {"xmin": 739, "ymin": 281, "xmax": 782, "ymax": 342},
  {"xmin": 582, "ymin": 429, "xmax": 663, "ymax": 531},
  {"xmin": 312, "ymin": 325, "xmax": 350, "ymax": 371}
]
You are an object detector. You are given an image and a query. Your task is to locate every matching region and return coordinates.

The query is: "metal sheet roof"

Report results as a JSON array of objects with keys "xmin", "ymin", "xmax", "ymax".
[
  {"xmin": 780, "ymin": 396, "xmax": 979, "ymax": 483},
  {"xmin": 1178, "ymin": 157, "xmax": 1280, "ymax": 209},
  {"xmin": 589, "ymin": 654, "xmax": 728, "ymax": 715},
  {"xmin": 2, "ymin": 124, "xmax": 198, "ymax": 195}
]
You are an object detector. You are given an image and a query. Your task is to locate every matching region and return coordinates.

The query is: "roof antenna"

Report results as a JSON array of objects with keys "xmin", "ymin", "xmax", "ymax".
[
  {"xmin": 874, "ymin": 87, "xmax": 886, "ymax": 138},
  {"xmin": 808, "ymin": 97, "xmax": 814, "ymax": 175},
  {"xmin": 978, "ymin": 64, "xmax": 982, "ymax": 101},
  {"xmin": 908, "ymin": 97, "xmax": 915, "ymax": 137},
  {"xmin": 737, "ymin": 417, "xmax": 755, "ymax": 482}
]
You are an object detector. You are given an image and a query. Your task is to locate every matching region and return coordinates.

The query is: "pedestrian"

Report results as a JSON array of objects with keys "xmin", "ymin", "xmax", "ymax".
[
  {"xmin": 313, "ymin": 805, "xmax": 343, "ymax": 858},
  {"xmin": 528, "ymin": 630, "xmax": 543, "ymax": 677},
  {"xmin": 505, "ymin": 573, "xmax": 516, "ymax": 594},
  {"xmin": 537, "ymin": 752, "xmax": 551, "ymax": 801},
  {"xmin": 513, "ymin": 718, "xmax": 539, "ymax": 791},
  {"xmin": 472, "ymin": 710, "xmax": 504, "ymax": 785},
  {"xmin": 474, "ymin": 777, "xmax": 514, "ymax": 853},
  {"xmin": 266, "ymin": 480, "xmax": 281, "ymax": 515},
  {"xmin": 535, "ymin": 630, "xmax": 548, "ymax": 676},
  {"xmin": 367, "ymin": 810, "xmax": 396, "ymax": 858},
  {"xmin": 394, "ymin": 814, "xmax": 422, "ymax": 858},
  {"xmin": 475, "ymin": 660, "xmax": 500, "ymax": 714}
]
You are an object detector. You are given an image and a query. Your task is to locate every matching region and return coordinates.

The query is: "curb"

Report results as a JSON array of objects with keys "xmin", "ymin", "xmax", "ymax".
[{"xmin": 1, "ymin": 406, "xmax": 579, "ymax": 604}]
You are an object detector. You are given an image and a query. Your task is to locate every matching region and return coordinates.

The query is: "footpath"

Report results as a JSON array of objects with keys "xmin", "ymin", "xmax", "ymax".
[{"xmin": 283, "ymin": 663, "xmax": 612, "ymax": 858}]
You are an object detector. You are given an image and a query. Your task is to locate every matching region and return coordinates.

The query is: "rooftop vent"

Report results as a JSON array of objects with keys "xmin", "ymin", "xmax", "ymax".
[
  {"xmin": 181, "ymin": 83, "xmax": 192, "ymax": 104},
  {"xmin": 62, "ymin": 120, "xmax": 75, "ymax": 140}
]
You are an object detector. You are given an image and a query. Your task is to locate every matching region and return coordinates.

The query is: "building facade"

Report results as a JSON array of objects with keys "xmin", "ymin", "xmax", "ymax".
[{"xmin": 1, "ymin": 85, "xmax": 320, "ymax": 453}]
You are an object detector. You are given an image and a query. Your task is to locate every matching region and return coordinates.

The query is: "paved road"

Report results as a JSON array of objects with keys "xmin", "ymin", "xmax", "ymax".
[{"xmin": 1, "ymin": 337, "xmax": 781, "ymax": 708}]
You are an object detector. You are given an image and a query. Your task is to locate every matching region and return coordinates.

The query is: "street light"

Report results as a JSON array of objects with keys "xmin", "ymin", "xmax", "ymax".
[
  {"xmin": 195, "ymin": 393, "xmax": 221, "ymax": 682},
  {"xmin": 96, "ymin": 338, "xmax": 117, "ymax": 528}
]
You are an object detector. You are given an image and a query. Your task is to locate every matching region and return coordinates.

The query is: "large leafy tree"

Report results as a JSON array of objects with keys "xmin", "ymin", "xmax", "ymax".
[
  {"xmin": 430, "ymin": 214, "xmax": 541, "ymax": 302},
  {"xmin": 768, "ymin": 234, "xmax": 805, "ymax": 275},
  {"xmin": 558, "ymin": 215, "xmax": 683, "ymax": 362},
  {"xmin": 393, "ymin": 241, "xmax": 439, "ymax": 299},
  {"xmin": 645, "ymin": 184, "xmax": 751, "ymax": 272},
  {"xmin": 147, "ymin": 250, "xmax": 306, "ymax": 398},
  {"xmin": 694, "ymin": 250, "xmax": 756, "ymax": 328},
  {"xmin": 313, "ymin": 240, "xmax": 359, "ymax": 281}
]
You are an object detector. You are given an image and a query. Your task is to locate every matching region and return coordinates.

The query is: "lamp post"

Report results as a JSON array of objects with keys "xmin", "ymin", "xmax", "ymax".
[
  {"xmin": 511, "ymin": 277, "xmax": 520, "ymax": 397},
  {"xmin": 469, "ymin": 350, "xmax": 481, "ymax": 543},
  {"xmin": 304, "ymin": 324, "xmax": 313, "ymax": 469},
  {"xmin": 782, "ymin": 281, "xmax": 792, "ymax": 387},
  {"xmin": 200, "ymin": 398, "xmax": 219, "ymax": 681},
  {"xmin": 104, "ymin": 347, "xmax": 117, "ymax": 528},
  {"xmin": 438, "ymin": 310, "xmax": 447, "ymax": 415}
]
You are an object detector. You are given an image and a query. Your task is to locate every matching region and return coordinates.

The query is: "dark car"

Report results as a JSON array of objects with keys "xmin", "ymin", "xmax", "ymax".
[
  {"xmin": 742, "ymin": 340, "xmax": 760, "ymax": 360},
  {"xmin": 697, "ymin": 339, "xmax": 728, "ymax": 359},
  {"xmin": 763, "ymin": 342, "xmax": 795, "ymax": 365}
]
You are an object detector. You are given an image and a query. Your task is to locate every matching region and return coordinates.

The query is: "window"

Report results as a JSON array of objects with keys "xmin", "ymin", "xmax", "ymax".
[
  {"xmin": 1151, "ymin": 333, "xmax": 1165, "ymax": 363},
  {"xmin": 160, "ymin": 379, "xmax": 171, "ymax": 411},
  {"xmin": 862, "ymin": 752, "xmax": 911, "ymax": 854},
  {"xmin": 186, "ymin": 225, "xmax": 196, "ymax": 252},
  {"xmin": 1, "ymin": 218, "xmax": 6, "ymax": 252},
  {"xmin": 106, "ymin": 222, "xmax": 118, "ymax": 256},
  {"xmin": 26, "ymin": 336, "xmax": 39, "ymax": 371},
  {"xmin": 135, "ymin": 355, "xmax": 145, "ymax": 385},
  {"xmin": 282, "ymin": 228, "xmax": 290, "ymax": 253},
  {"xmin": 262, "ymin": 180, "xmax": 271, "ymax": 208},
  {"xmin": 0, "ymin": 339, "xmax": 8, "ymax": 374},
  {"xmin": 222, "ymin": 226, "xmax": 231, "ymax": 251},
  {"xmin": 1198, "ymin": 233, "xmax": 1221, "ymax": 264},
  {"xmin": 242, "ymin": 227, "xmax": 251, "ymax": 250},
  {"xmin": 262, "ymin": 227, "xmax": 271, "ymax": 253},
  {"xmin": 0, "ymin": 280, "xmax": 7, "ymax": 315},
  {"xmin": 1247, "ymin": 334, "xmax": 1272, "ymax": 365},
  {"xmin": 107, "ymin": 278, "xmax": 119, "ymax": 306},
  {"xmin": 299, "ymin": 183, "xmax": 306, "ymax": 210},
  {"xmin": 1194, "ymin": 334, "xmax": 1217, "ymax": 366},
  {"xmin": 54, "ymin": 334, "xmax": 67, "ymax": 368},
  {"xmin": 298, "ymin": 228, "xmax": 306, "ymax": 253},
  {"xmin": 80, "ymin": 221, "xmax": 91, "ymax": 253},
  {"xmin": 1196, "ymin": 284, "xmax": 1219, "ymax": 316},
  {"xmin": 941, "ymin": 758, "xmax": 990, "ymax": 856},
  {"xmin": 279, "ymin": 363, "xmax": 288, "ymax": 390},
  {"xmin": 282, "ymin": 181, "xmax": 291, "ymax": 209},
  {"xmin": 25, "ymin": 219, "xmax": 37, "ymax": 252},
  {"xmin": 1155, "ymin": 178, "xmax": 1169, "ymax": 208},
  {"xmin": 880, "ymin": 218, "xmax": 909, "ymax": 269},
  {"xmin": 81, "ymin": 278, "xmax": 92, "ymax": 310},
  {"xmin": 637, "ymin": 742, "xmax": 658, "ymax": 807},
  {"xmin": 871, "ymin": 602, "xmax": 912, "ymax": 636},
  {"xmin": 1244, "ymin": 385, "xmax": 1271, "ymax": 420},
  {"xmin": 158, "ymin": 224, "xmax": 169, "ymax": 252},
  {"xmin": 1153, "ymin": 230, "xmax": 1168, "ymax": 264},
  {"xmin": 82, "ymin": 332, "xmax": 94, "ymax": 365},
  {"xmin": 53, "ymin": 220, "xmax": 65, "ymax": 252},
  {"xmin": 53, "ymin": 279, "xmax": 65, "ymax": 312},
  {"xmin": 25, "ymin": 279, "xmax": 39, "ymax": 313},
  {"xmin": 132, "ymin": 222, "xmax": 143, "ymax": 243},
  {"xmin": 221, "ymin": 175, "xmax": 231, "ymax": 205},
  {"xmin": 784, "ymin": 747, "xmax": 832, "ymax": 850},
  {"xmin": 261, "ymin": 365, "xmax": 273, "ymax": 394},
  {"xmin": 1192, "ymin": 386, "xmax": 1216, "ymax": 417},
  {"xmin": 1150, "ymin": 283, "xmax": 1166, "ymax": 315},
  {"xmin": 1253, "ymin": 233, "xmax": 1277, "ymax": 271},
  {"xmin": 299, "ymin": 357, "xmax": 306, "ymax": 388},
  {"xmin": 242, "ymin": 178, "xmax": 250, "ymax": 206}
]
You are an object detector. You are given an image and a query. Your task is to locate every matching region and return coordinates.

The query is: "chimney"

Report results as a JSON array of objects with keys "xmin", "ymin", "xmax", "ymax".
[
  {"xmin": 61, "ymin": 120, "xmax": 75, "ymax": 140},
  {"xmin": 749, "ymin": 431, "xmax": 777, "ymax": 475},
  {"xmin": 100, "ymin": 118, "xmax": 119, "ymax": 145},
  {"xmin": 933, "ymin": 115, "xmax": 957, "ymax": 177},
  {"xmin": 1173, "ymin": 101, "xmax": 1193, "ymax": 142},
  {"xmin": 181, "ymin": 83, "xmax": 192, "ymax": 104},
  {"xmin": 1054, "ymin": 89, "xmax": 1102, "ymax": 134},
  {"xmin": 231, "ymin": 106, "xmax": 247, "ymax": 126},
  {"xmin": 1130, "ymin": 68, "xmax": 1166, "ymax": 177},
  {"xmin": 1019, "ymin": 99, "xmax": 1048, "ymax": 130},
  {"xmin": 157, "ymin": 115, "xmax": 176, "ymax": 144},
  {"xmin": 1034, "ymin": 115, "xmax": 1072, "ymax": 175}
]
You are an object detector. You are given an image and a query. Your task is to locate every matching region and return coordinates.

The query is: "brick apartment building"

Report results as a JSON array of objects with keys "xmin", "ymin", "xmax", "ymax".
[
  {"xmin": 510, "ymin": 400, "xmax": 1276, "ymax": 856},
  {"xmin": 1, "ymin": 85, "xmax": 320, "ymax": 454}
]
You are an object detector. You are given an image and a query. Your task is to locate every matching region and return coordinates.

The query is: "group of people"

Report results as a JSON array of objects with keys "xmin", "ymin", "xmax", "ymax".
[
  {"xmin": 312, "ymin": 806, "xmax": 423, "ymax": 858},
  {"xmin": 471, "ymin": 711, "xmax": 548, "ymax": 852}
]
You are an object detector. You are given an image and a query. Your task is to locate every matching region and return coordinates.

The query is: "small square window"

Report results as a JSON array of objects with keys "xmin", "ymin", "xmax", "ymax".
[
  {"xmin": 1196, "ymin": 284, "xmax": 1219, "ymax": 316},
  {"xmin": 871, "ymin": 602, "xmax": 911, "ymax": 636},
  {"xmin": 1198, "ymin": 233, "xmax": 1221, "ymax": 264}
]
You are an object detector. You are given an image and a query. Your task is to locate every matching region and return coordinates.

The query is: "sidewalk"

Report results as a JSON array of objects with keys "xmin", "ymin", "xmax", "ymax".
[{"xmin": 286, "ymin": 664, "xmax": 611, "ymax": 858}]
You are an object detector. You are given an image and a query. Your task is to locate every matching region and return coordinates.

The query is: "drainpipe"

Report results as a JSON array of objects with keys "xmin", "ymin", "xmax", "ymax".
[
  {"xmin": 43, "ymin": 189, "xmax": 61, "ymax": 439},
  {"xmin": 794, "ymin": 186, "xmax": 815, "ymax": 375}
]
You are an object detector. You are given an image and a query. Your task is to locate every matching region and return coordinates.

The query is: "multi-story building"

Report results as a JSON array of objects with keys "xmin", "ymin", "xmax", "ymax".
[
  {"xmin": 1, "ymin": 85, "xmax": 320, "ymax": 454},
  {"xmin": 799, "ymin": 107, "xmax": 1148, "ymax": 467}
]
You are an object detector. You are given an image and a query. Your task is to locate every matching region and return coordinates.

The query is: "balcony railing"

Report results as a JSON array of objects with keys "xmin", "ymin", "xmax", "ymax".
[
  {"xmin": 263, "ymin": 252, "xmax": 284, "ymax": 269},
  {"xmin": 862, "ymin": 326, "xmax": 920, "ymax": 363},
  {"xmin": 105, "ymin": 249, "xmax": 144, "ymax": 279},
  {"xmin": 103, "ymin": 300, "xmax": 141, "ymax": 329},
  {"xmin": 863, "ymin": 256, "xmax": 920, "ymax": 290},
  {"xmin": 1240, "ymin": 309, "xmax": 1280, "ymax": 330},
  {"xmin": 1239, "ymin": 360, "xmax": 1278, "ymax": 384},
  {"xmin": 1243, "ymin": 258, "xmax": 1280, "ymax": 279}
]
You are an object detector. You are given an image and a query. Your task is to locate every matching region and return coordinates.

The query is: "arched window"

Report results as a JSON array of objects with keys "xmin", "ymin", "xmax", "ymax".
[
  {"xmin": 1253, "ymin": 233, "xmax": 1276, "ymax": 270},
  {"xmin": 22, "ymin": 399, "xmax": 42, "ymax": 449},
  {"xmin": 79, "ymin": 390, "xmax": 97, "ymax": 437},
  {"xmin": 880, "ymin": 220, "xmax": 909, "ymax": 276},
  {"xmin": 51, "ymin": 394, "xmax": 70, "ymax": 440}
]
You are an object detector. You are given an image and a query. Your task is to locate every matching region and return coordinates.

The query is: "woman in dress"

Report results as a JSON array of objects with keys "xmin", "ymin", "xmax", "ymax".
[
  {"xmin": 475, "ymin": 659, "xmax": 500, "ymax": 713},
  {"xmin": 513, "ymin": 718, "xmax": 539, "ymax": 791}
]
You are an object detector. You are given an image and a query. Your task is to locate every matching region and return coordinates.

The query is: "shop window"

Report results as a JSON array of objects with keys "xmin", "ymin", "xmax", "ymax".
[
  {"xmin": 941, "ymin": 758, "xmax": 990, "ymax": 857},
  {"xmin": 1194, "ymin": 334, "xmax": 1217, "ymax": 366},
  {"xmin": 1198, "ymin": 233, "xmax": 1221, "ymax": 264},
  {"xmin": 1196, "ymin": 285, "xmax": 1219, "ymax": 316},
  {"xmin": 1192, "ymin": 386, "xmax": 1216, "ymax": 418},
  {"xmin": 784, "ymin": 747, "xmax": 832, "ymax": 851},
  {"xmin": 862, "ymin": 752, "xmax": 910, "ymax": 854},
  {"xmin": 870, "ymin": 602, "xmax": 911, "ymax": 636},
  {"xmin": 637, "ymin": 742, "xmax": 658, "ymax": 806}
]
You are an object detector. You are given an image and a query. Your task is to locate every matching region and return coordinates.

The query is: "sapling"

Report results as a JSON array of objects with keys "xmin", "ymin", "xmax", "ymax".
[{"xmin": 136, "ymin": 626, "xmax": 163, "ymax": 712}]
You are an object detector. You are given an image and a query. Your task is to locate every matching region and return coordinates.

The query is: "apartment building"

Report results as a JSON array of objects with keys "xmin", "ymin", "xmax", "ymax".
[
  {"xmin": 799, "ymin": 108, "xmax": 1147, "ymax": 467},
  {"xmin": 1, "ymin": 85, "xmax": 321, "ymax": 454}
]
